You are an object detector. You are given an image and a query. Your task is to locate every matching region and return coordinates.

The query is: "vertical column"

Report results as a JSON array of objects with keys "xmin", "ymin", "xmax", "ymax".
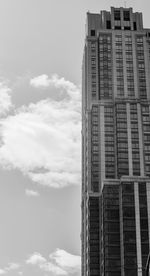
[
  {"xmin": 132, "ymin": 33, "xmax": 139, "ymax": 98},
  {"xmin": 119, "ymin": 185, "xmax": 125, "ymax": 276},
  {"xmin": 134, "ymin": 182, "xmax": 142, "ymax": 276},
  {"xmin": 122, "ymin": 32, "xmax": 128, "ymax": 98},
  {"xmin": 146, "ymin": 182, "xmax": 150, "ymax": 246},
  {"xmin": 137, "ymin": 103, "xmax": 144, "ymax": 176},
  {"xmin": 100, "ymin": 105, "xmax": 105, "ymax": 190},
  {"xmin": 87, "ymin": 112, "xmax": 92, "ymax": 191},
  {"xmin": 87, "ymin": 43, "xmax": 92, "ymax": 109},
  {"xmin": 143, "ymin": 36, "xmax": 150, "ymax": 100},
  {"xmin": 112, "ymin": 32, "xmax": 117, "ymax": 99},
  {"xmin": 127, "ymin": 103, "xmax": 133, "ymax": 175}
]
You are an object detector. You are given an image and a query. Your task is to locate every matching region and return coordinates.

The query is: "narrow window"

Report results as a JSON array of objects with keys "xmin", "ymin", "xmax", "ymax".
[
  {"xmin": 134, "ymin": 22, "xmax": 137, "ymax": 30},
  {"xmin": 106, "ymin": 20, "xmax": 111, "ymax": 29},
  {"xmin": 91, "ymin": 29, "xmax": 95, "ymax": 36}
]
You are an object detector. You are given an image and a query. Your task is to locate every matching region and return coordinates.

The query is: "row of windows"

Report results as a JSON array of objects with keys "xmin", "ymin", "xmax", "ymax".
[
  {"xmin": 99, "ymin": 35, "xmax": 111, "ymax": 42},
  {"xmin": 114, "ymin": 10, "xmax": 130, "ymax": 21}
]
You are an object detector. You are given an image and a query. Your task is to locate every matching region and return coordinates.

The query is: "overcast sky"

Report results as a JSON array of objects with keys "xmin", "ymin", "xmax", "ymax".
[{"xmin": 0, "ymin": 0, "xmax": 150, "ymax": 276}]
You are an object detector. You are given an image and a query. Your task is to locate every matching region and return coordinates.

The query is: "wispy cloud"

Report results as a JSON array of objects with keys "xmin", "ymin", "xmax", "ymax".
[
  {"xmin": 26, "ymin": 249, "xmax": 81, "ymax": 276},
  {"xmin": 0, "ymin": 82, "xmax": 13, "ymax": 116},
  {"xmin": 0, "ymin": 74, "xmax": 81, "ymax": 188},
  {"xmin": 0, "ymin": 263, "xmax": 20, "ymax": 275},
  {"xmin": 0, "ymin": 269, "xmax": 6, "ymax": 275},
  {"xmin": 25, "ymin": 189, "xmax": 40, "ymax": 197}
]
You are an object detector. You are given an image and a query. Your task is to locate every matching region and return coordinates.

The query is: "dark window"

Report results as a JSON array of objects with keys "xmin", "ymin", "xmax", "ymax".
[
  {"xmin": 133, "ymin": 22, "xmax": 137, "ymax": 30},
  {"xmin": 141, "ymin": 243, "xmax": 149, "ymax": 254},
  {"xmin": 115, "ymin": 26, "xmax": 121, "ymax": 30},
  {"xmin": 123, "ymin": 207, "xmax": 135, "ymax": 218},
  {"xmin": 124, "ymin": 26, "xmax": 131, "ymax": 30},
  {"xmin": 139, "ymin": 182, "xmax": 146, "ymax": 194},
  {"xmin": 123, "ymin": 219, "xmax": 135, "ymax": 229},
  {"xmin": 124, "ymin": 10, "xmax": 130, "ymax": 21},
  {"xmin": 124, "ymin": 257, "xmax": 137, "ymax": 266},
  {"xmin": 140, "ymin": 219, "xmax": 148, "ymax": 229},
  {"xmin": 124, "ymin": 231, "xmax": 136, "ymax": 243},
  {"xmin": 91, "ymin": 29, "xmax": 95, "ymax": 36},
  {"xmin": 124, "ymin": 243, "xmax": 136, "ymax": 253},
  {"xmin": 106, "ymin": 20, "xmax": 111, "ymax": 29},
  {"xmin": 105, "ymin": 246, "xmax": 120, "ymax": 255},
  {"xmin": 114, "ymin": 10, "xmax": 121, "ymax": 20},
  {"xmin": 141, "ymin": 231, "xmax": 149, "ymax": 243},
  {"xmin": 140, "ymin": 207, "xmax": 148, "ymax": 218},
  {"xmin": 122, "ymin": 183, "xmax": 134, "ymax": 193}
]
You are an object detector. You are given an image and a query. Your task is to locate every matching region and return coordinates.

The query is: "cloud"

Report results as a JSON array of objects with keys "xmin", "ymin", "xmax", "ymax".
[
  {"xmin": 26, "ymin": 253, "xmax": 46, "ymax": 265},
  {"xmin": 26, "ymin": 249, "xmax": 81, "ymax": 276},
  {"xmin": 49, "ymin": 249, "xmax": 81, "ymax": 274},
  {"xmin": 0, "ymin": 82, "xmax": 13, "ymax": 116},
  {"xmin": 25, "ymin": 189, "xmax": 40, "ymax": 197},
  {"xmin": 0, "ymin": 75, "xmax": 81, "ymax": 188},
  {"xmin": 7, "ymin": 263, "xmax": 20, "ymax": 271},
  {"xmin": 30, "ymin": 74, "xmax": 81, "ymax": 105},
  {"xmin": 30, "ymin": 74, "xmax": 80, "ymax": 100},
  {"xmin": 0, "ymin": 269, "xmax": 6, "ymax": 275},
  {"xmin": 0, "ymin": 263, "xmax": 20, "ymax": 275},
  {"xmin": 30, "ymin": 75, "xmax": 50, "ymax": 88}
]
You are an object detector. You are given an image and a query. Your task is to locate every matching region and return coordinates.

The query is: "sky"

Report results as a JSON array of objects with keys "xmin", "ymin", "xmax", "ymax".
[{"xmin": 0, "ymin": 0, "xmax": 150, "ymax": 275}]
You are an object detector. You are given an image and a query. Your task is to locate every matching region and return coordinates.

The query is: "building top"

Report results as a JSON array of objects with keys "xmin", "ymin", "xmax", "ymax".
[{"xmin": 86, "ymin": 7, "xmax": 143, "ymax": 36}]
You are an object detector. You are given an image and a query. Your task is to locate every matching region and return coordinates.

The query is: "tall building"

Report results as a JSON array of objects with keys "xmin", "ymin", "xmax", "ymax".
[{"xmin": 82, "ymin": 7, "xmax": 150, "ymax": 276}]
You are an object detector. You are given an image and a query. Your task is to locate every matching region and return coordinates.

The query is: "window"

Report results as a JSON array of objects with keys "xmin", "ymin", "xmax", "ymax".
[
  {"xmin": 115, "ymin": 26, "xmax": 121, "ymax": 30},
  {"xmin": 143, "ymin": 125, "xmax": 150, "ymax": 132},
  {"xmin": 123, "ymin": 206, "xmax": 135, "ymax": 218},
  {"xmin": 142, "ymin": 106, "xmax": 149, "ymax": 113},
  {"xmin": 124, "ymin": 26, "xmax": 131, "ymax": 30},
  {"xmin": 134, "ymin": 22, "xmax": 137, "ymax": 30},
  {"xmin": 137, "ymin": 37, "xmax": 143, "ymax": 43},
  {"xmin": 122, "ymin": 183, "xmax": 134, "ymax": 193},
  {"xmin": 91, "ymin": 29, "xmax": 95, "ymax": 36},
  {"xmin": 124, "ymin": 257, "xmax": 137, "ymax": 267},
  {"xmin": 145, "ymin": 145, "xmax": 150, "ymax": 152},
  {"xmin": 125, "ymin": 35, "xmax": 132, "ymax": 43},
  {"xmin": 123, "ymin": 10, "xmax": 130, "ymax": 21},
  {"xmin": 114, "ymin": 10, "xmax": 121, "ymax": 20},
  {"xmin": 144, "ymin": 134, "xmax": 150, "ymax": 142},
  {"xmin": 106, "ymin": 20, "xmax": 111, "ymax": 29}
]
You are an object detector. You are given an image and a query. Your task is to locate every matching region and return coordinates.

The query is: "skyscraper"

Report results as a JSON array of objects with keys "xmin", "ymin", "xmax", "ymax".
[{"xmin": 82, "ymin": 7, "xmax": 150, "ymax": 276}]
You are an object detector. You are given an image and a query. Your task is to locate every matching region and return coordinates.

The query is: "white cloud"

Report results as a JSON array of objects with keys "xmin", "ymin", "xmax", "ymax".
[
  {"xmin": 0, "ymin": 263, "xmax": 20, "ymax": 275},
  {"xmin": 49, "ymin": 249, "xmax": 81, "ymax": 274},
  {"xmin": 0, "ymin": 269, "xmax": 6, "ymax": 275},
  {"xmin": 0, "ymin": 82, "xmax": 13, "ymax": 116},
  {"xmin": 30, "ymin": 74, "xmax": 50, "ymax": 88},
  {"xmin": 0, "ymin": 75, "xmax": 81, "ymax": 188},
  {"xmin": 26, "ymin": 249, "xmax": 81, "ymax": 276},
  {"xmin": 7, "ymin": 263, "xmax": 20, "ymax": 271},
  {"xmin": 26, "ymin": 253, "xmax": 46, "ymax": 265},
  {"xmin": 25, "ymin": 189, "xmax": 40, "ymax": 197},
  {"xmin": 30, "ymin": 74, "xmax": 81, "ymax": 105},
  {"xmin": 30, "ymin": 74, "xmax": 80, "ymax": 100}
]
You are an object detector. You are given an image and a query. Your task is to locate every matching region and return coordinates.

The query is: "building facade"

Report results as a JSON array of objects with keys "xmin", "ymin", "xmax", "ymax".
[{"xmin": 82, "ymin": 7, "xmax": 150, "ymax": 276}]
